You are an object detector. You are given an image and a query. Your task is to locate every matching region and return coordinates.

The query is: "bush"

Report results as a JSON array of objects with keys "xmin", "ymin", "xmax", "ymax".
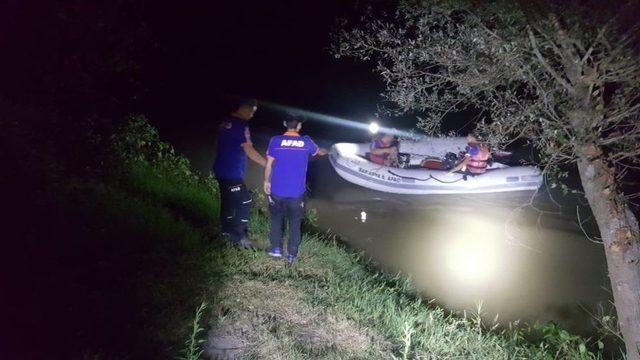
[
  {"xmin": 110, "ymin": 115, "xmax": 217, "ymax": 188},
  {"xmin": 110, "ymin": 115, "xmax": 219, "ymax": 224}
]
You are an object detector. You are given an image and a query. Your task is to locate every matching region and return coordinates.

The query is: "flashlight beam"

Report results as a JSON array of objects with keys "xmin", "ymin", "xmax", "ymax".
[{"xmin": 261, "ymin": 101, "xmax": 420, "ymax": 139}]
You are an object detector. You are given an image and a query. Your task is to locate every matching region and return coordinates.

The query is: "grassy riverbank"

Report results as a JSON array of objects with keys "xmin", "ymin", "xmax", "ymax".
[
  {"xmin": 203, "ymin": 194, "xmax": 605, "ymax": 359},
  {"xmin": 12, "ymin": 117, "xmax": 605, "ymax": 359}
]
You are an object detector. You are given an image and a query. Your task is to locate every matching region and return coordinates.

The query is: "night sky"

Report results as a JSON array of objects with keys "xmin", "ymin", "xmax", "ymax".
[
  {"xmin": 1, "ymin": 1, "xmax": 385, "ymax": 130},
  {"xmin": 140, "ymin": 1, "xmax": 385, "ymax": 137},
  {"xmin": 136, "ymin": 1, "xmax": 396, "ymax": 168},
  {"xmin": 1, "ymin": 0, "xmax": 473, "ymax": 160}
]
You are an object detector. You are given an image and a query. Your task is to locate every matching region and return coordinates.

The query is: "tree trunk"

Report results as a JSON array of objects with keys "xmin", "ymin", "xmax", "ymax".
[{"xmin": 576, "ymin": 147, "xmax": 640, "ymax": 359}]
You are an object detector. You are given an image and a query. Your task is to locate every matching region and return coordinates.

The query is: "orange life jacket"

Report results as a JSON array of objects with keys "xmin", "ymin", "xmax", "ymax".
[
  {"xmin": 369, "ymin": 139, "xmax": 393, "ymax": 165},
  {"xmin": 467, "ymin": 144, "xmax": 490, "ymax": 174}
]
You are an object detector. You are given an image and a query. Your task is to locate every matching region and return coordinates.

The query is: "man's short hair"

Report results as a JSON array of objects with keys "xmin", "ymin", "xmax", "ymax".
[{"xmin": 285, "ymin": 112, "xmax": 305, "ymax": 129}]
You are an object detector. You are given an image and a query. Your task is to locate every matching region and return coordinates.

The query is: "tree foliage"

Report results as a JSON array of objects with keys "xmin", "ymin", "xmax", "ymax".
[
  {"xmin": 334, "ymin": 1, "xmax": 640, "ymax": 357},
  {"xmin": 334, "ymin": 0, "xmax": 640, "ymax": 182}
]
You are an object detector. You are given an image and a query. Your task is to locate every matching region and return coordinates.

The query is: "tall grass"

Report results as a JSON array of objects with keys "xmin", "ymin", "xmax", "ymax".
[
  {"xmin": 220, "ymin": 230, "xmax": 603, "ymax": 359},
  {"xmin": 31, "ymin": 116, "xmax": 226, "ymax": 358},
  {"xmin": 177, "ymin": 302, "xmax": 208, "ymax": 360}
]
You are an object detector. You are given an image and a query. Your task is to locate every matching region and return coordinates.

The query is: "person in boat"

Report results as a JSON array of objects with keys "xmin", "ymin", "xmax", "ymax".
[
  {"xmin": 447, "ymin": 133, "xmax": 491, "ymax": 175},
  {"xmin": 263, "ymin": 113, "xmax": 327, "ymax": 263},
  {"xmin": 369, "ymin": 133, "xmax": 399, "ymax": 167},
  {"xmin": 213, "ymin": 98, "xmax": 267, "ymax": 249}
]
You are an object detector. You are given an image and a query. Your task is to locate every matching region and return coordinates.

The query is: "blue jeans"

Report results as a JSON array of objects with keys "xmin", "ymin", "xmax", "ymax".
[{"xmin": 268, "ymin": 195, "xmax": 304, "ymax": 257}]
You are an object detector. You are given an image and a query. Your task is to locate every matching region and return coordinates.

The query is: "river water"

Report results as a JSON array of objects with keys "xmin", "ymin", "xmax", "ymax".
[
  {"xmin": 310, "ymin": 160, "xmax": 610, "ymax": 333},
  {"xmin": 244, "ymin": 142, "xmax": 611, "ymax": 337}
]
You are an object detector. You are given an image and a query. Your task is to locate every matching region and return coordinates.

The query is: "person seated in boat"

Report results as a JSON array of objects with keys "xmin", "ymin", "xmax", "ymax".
[
  {"xmin": 369, "ymin": 133, "xmax": 399, "ymax": 166},
  {"xmin": 448, "ymin": 133, "xmax": 490, "ymax": 175}
]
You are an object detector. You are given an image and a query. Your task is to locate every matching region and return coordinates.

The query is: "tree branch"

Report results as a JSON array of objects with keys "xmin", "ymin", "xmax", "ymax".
[{"xmin": 527, "ymin": 28, "xmax": 574, "ymax": 95}]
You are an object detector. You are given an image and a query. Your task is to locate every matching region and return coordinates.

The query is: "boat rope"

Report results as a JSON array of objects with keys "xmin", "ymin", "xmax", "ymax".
[
  {"xmin": 405, "ymin": 152, "xmax": 437, "ymax": 158},
  {"xmin": 387, "ymin": 170, "xmax": 467, "ymax": 184}
]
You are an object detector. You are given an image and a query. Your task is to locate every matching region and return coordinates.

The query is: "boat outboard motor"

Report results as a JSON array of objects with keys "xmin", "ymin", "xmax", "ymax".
[
  {"xmin": 398, "ymin": 153, "xmax": 411, "ymax": 168},
  {"xmin": 442, "ymin": 152, "xmax": 459, "ymax": 170}
]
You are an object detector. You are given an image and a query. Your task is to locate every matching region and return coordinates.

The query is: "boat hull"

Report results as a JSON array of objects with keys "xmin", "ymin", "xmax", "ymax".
[{"xmin": 328, "ymin": 142, "xmax": 542, "ymax": 195}]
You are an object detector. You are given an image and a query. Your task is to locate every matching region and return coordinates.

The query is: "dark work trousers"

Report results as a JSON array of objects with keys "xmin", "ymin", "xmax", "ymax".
[
  {"xmin": 217, "ymin": 179, "xmax": 251, "ymax": 244},
  {"xmin": 268, "ymin": 195, "xmax": 305, "ymax": 257}
]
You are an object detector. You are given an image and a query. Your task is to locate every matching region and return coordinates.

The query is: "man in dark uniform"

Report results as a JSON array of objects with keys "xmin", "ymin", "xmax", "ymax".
[
  {"xmin": 213, "ymin": 98, "xmax": 266, "ymax": 248},
  {"xmin": 263, "ymin": 114, "xmax": 327, "ymax": 263}
]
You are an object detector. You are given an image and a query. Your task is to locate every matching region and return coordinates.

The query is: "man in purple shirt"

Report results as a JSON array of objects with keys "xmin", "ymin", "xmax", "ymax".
[
  {"xmin": 263, "ymin": 114, "xmax": 327, "ymax": 263},
  {"xmin": 213, "ymin": 98, "xmax": 266, "ymax": 248}
]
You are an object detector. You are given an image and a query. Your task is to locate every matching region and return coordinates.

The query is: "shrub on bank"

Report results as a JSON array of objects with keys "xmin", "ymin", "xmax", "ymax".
[
  {"xmin": 110, "ymin": 115, "xmax": 219, "ymax": 225},
  {"xmin": 13, "ymin": 115, "xmax": 224, "ymax": 358}
]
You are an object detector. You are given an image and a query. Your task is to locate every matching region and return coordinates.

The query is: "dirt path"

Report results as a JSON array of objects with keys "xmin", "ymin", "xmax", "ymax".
[{"xmin": 205, "ymin": 257, "xmax": 392, "ymax": 360}]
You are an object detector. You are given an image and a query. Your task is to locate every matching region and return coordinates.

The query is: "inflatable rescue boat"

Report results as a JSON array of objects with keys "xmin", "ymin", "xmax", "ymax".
[{"xmin": 328, "ymin": 137, "xmax": 542, "ymax": 195}]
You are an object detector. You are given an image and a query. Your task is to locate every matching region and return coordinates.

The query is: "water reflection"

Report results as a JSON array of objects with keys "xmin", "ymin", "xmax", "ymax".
[
  {"xmin": 239, "ymin": 142, "xmax": 609, "ymax": 335},
  {"xmin": 309, "ymin": 160, "xmax": 610, "ymax": 335}
]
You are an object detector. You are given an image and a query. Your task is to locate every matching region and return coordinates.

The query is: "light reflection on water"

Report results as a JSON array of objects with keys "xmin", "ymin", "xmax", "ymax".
[
  {"xmin": 306, "ymin": 160, "xmax": 610, "ymax": 335},
  {"xmin": 236, "ymin": 141, "xmax": 611, "ymax": 336}
]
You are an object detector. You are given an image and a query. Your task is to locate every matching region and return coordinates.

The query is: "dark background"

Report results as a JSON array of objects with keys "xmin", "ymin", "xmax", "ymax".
[
  {"xmin": 0, "ymin": 1, "xmax": 634, "ymax": 357},
  {"xmin": 138, "ymin": 0, "xmax": 390, "ymax": 167},
  {"xmin": 1, "ymin": 0, "xmax": 386, "ymax": 141},
  {"xmin": 1, "ymin": 2, "xmax": 388, "ymax": 357},
  {"xmin": 1, "ymin": 0, "xmax": 479, "ymax": 173},
  {"xmin": 141, "ymin": 1, "xmax": 388, "ymax": 142}
]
